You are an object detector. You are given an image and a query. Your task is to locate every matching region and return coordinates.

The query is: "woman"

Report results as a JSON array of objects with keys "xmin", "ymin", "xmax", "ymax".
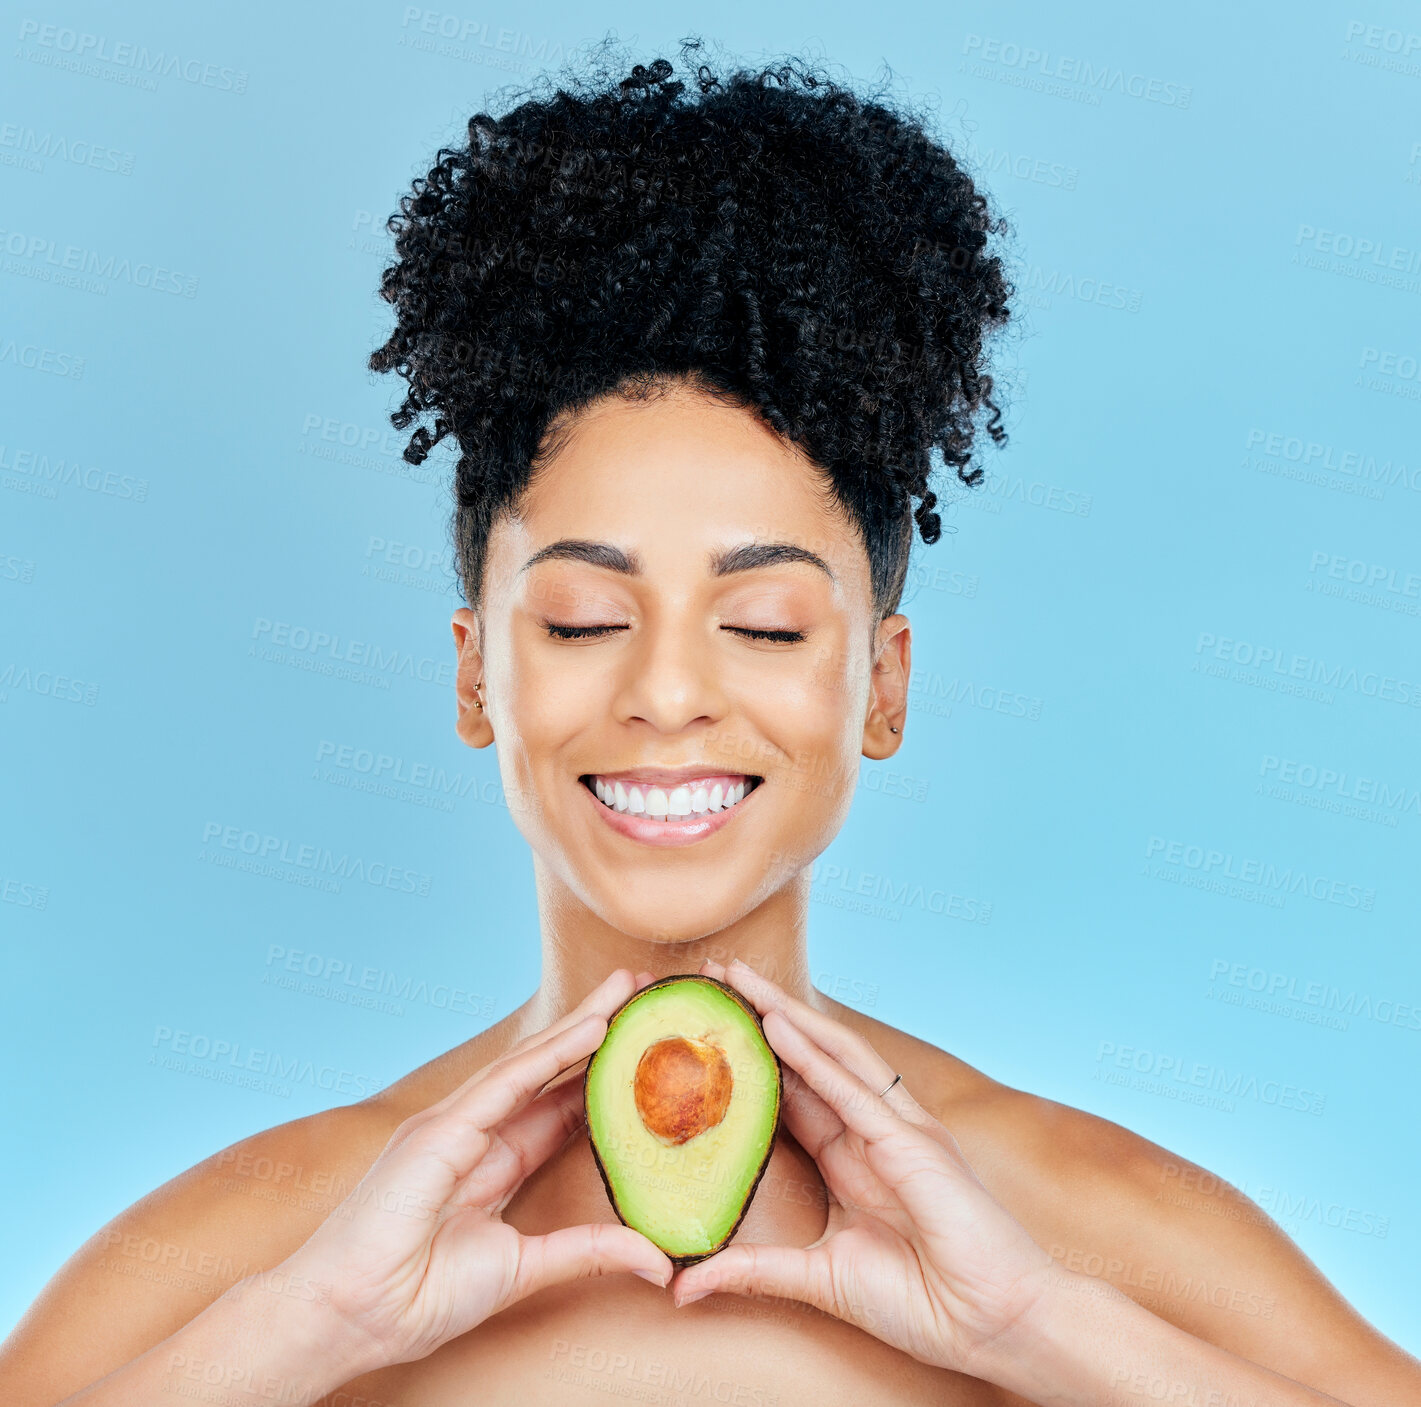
[{"xmin": 4, "ymin": 38, "xmax": 1416, "ymax": 1407}]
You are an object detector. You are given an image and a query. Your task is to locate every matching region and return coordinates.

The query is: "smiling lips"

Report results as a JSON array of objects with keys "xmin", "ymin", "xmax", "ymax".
[
  {"xmin": 577, "ymin": 766, "xmax": 766, "ymax": 848},
  {"xmin": 583, "ymin": 773, "xmax": 762, "ymax": 820}
]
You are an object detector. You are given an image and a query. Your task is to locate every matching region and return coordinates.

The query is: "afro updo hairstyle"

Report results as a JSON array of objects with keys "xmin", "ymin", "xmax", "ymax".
[{"xmin": 368, "ymin": 35, "xmax": 1014, "ymax": 640}]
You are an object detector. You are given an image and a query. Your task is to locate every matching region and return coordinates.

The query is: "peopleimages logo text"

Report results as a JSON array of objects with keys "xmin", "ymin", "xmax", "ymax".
[
  {"xmin": 1094, "ymin": 1042, "xmax": 1325, "ymax": 1116},
  {"xmin": 1146, "ymin": 836, "xmax": 1375, "ymax": 911},
  {"xmin": 200, "ymin": 821, "xmax": 432, "ymax": 897},
  {"xmin": 1194, "ymin": 633, "xmax": 1420, "ymax": 708},
  {"xmin": 1209, "ymin": 959, "xmax": 1421, "ymax": 1033},
  {"xmin": 1260, "ymin": 756, "xmax": 1421, "ymax": 819},
  {"xmin": 1245, "ymin": 429, "xmax": 1420, "ymax": 492},
  {"xmin": 960, "ymin": 34, "xmax": 1192, "ymax": 107},
  {"xmin": 250, "ymin": 618, "xmax": 453, "ymax": 686}
]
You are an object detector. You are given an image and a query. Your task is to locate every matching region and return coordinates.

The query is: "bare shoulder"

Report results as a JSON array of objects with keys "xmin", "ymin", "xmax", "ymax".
[
  {"xmin": 0, "ymin": 998, "xmax": 532, "ymax": 1407},
  {"xmin": 832, "ymin": 1003, "xmax": 1420, "ymax": 1401},
  {"xmin": 994, "ymin": 1090, "xmax": 1419, "ymax": 1396},
  {"xmin": 0, "ymin": 1099, "xmax": 398, "ymax": 1407}
]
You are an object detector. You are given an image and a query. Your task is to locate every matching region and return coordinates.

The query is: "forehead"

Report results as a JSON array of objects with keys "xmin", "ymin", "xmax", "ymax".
[{"xmin": 486, "ymin": 388, "xmax": 871, "ymax": 599}]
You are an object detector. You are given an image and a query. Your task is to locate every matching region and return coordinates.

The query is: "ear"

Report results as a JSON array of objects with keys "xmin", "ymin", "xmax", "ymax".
[
  {"xmin": 862, "ymin": 613, "xmax": 910, "ymax": 761},
  {"xmin": 452, "ymin": 607, "xmax": 494, "ymax": 749}
]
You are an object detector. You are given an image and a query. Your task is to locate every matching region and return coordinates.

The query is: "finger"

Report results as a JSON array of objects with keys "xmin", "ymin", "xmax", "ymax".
[
  {"xmin": 776, "ymin": 1064, "xmax": 846, "ymax": 1163},
  {"xmin": 412, "ymin": 968, "xmax": 636, "ymax": 1128},
  {"xmin": 699, "ymin": 958, "xmax": 890, "ymax": 1157},
  {"xmin": 727, "ymin": 966, "xmax": 971, "ymax": 1171},
  {"xmin": 763, "ymin": 1011, "xmax": 979, "ymax": 1235},
  {"xmin": 759, "ymin": 1007, "xmax": 904, "ymax": 1145},
  {"xmin": 721, "ymin": 960, "xmax": 935, "ymax": 1129},
  {"xmin": 702, "ymin": 960, "xmax": 913, "ymax": 1208},
  {"xmin": 377, "ymin": 1012, "xmax": 610, "ymax": 1211},
  {"xmin": 508, "ymin": 1221, "xmax": 674, "ymax": 1305},
  {"xmin": 480, "ymin": 965, "xmax": 636, "ymax": 1068},
  {"xmin": 671, "ymin": 1239, "xmax": 835, "ymax": 1317},
  {"xmin": 453, "ymin": 1074, "xmax": 586, "ymax": 1211},
  {"xmin": 777, "ymin": 1066, "xmax": 912, "ymax": 1226},
  {"xmin": 450, "ymin": 1011, "xmax": 610, "ymax": 1148},
  {"xmin": 698, "ymin": 956, "xmax": 876, "ymax": 1137}
]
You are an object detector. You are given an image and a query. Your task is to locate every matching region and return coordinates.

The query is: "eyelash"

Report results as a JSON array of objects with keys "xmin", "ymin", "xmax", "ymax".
[{"xmin": 544, "ymin": 624, "xmax": 806, "ymax": 644}]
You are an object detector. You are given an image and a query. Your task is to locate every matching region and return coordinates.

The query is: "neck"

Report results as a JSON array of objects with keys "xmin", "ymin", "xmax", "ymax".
[{"xmin": 520, "ymin": 862, "xmax": 821, "ymax": 1032}]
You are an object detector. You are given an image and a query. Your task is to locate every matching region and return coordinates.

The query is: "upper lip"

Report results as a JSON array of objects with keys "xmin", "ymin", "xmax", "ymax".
[{"xmin": 581, "ymin": 765, "xmax": 763, "ymax": 786}]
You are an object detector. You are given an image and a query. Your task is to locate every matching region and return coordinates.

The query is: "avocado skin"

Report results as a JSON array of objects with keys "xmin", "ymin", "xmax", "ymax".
[{"xmin": 582, "ymin": 973, "xmax": 784, "ymax": 1268}]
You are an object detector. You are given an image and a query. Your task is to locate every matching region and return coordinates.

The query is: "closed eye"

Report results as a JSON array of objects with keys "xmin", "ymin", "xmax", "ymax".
[
  {"xmin": 542, "ymin": 624, "xmax": 805, "ymax": 643},
  {"xmin": 729, "ymin": 627, "xmax": 805, "ymax": 643},
  {"xmin": 543, "ymin": 623, "xmax": 627, "ymax": 640}
]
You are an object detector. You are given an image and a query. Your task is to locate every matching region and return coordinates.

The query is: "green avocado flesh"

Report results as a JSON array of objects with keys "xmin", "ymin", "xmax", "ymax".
[{"xmin": 584, "ymin": 974, "xmax": 782, "ymax": 1266}]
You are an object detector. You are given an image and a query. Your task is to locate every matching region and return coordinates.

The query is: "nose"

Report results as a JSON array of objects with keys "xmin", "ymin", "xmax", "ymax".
[{"xmin": 610, "ymin": 606, "xmax": 730, "ymax": 734}]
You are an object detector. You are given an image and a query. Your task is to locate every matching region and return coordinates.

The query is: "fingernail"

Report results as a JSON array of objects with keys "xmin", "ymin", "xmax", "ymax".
[
  {"xmin": 676, "ymin": 1286, "xmax": 712, "ymax": 1307},
  {"xmin": 634, "ymin": 1269, "xmax": 668, "ymax": 1288}
]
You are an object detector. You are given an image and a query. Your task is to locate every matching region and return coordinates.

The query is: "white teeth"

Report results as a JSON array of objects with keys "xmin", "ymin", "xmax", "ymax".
[{"xmin": 588, "ymin": 776, "xmax": 757, "ymax": 819}]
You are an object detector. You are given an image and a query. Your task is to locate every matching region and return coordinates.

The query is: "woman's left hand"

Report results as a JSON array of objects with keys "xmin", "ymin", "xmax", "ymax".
[{"xmin": 668, "ymin": 957, "xmax": 1057, "ymax": 1378}]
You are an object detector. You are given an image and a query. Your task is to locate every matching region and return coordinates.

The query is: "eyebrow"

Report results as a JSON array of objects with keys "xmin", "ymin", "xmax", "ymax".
[{"xmin": 519, "ymin": 538, "xmax": 837, "ymax": 584}]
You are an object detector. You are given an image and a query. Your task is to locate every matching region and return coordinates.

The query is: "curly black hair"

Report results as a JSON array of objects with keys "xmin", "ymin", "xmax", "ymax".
[{"xmin": 368, "ymin": 35, "xmax": 1014, "ymax": 629}]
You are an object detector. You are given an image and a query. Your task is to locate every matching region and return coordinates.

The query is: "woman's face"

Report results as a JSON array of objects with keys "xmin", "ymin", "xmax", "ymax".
[{"xmin": 452, "ymin": 382, "xmax": 910, "ymax": 944}]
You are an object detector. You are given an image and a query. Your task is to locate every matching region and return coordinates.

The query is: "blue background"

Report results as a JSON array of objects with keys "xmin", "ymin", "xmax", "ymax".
[{"xmin": 2, "ymin": 0, "xmax": 1417, "ymax": 1350}]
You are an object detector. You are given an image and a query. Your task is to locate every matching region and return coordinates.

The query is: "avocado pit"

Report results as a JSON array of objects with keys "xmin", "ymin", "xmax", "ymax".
[{"xmin": 634, "ymin": 1035, "xmax": 733, "ymax": 1145}]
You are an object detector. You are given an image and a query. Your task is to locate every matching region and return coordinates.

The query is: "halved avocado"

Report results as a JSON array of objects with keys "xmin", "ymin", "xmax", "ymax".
[{"xmin": 583, "ymin": 974, "xmax": 782, "ymax": 1267}]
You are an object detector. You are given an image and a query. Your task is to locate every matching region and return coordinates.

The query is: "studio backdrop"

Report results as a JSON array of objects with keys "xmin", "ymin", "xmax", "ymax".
[{"xmin": 2, "ymin": 0, "xmax": 1417, "ymax": 1348}]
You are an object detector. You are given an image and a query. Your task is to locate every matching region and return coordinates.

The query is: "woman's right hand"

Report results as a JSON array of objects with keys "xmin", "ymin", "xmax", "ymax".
[{"xmin": 273, "ymin": 966, "xmax": 673, "ymax": 1372}]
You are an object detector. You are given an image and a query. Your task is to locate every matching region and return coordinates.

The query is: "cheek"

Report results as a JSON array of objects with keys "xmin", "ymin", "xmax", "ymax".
[
  {"xmin": 480, "ymin": 617, "xmax": 601, "ymax": 830},
  {"xmin": 511, "ymin": 676, "xmax": 591, "ymax": 748},
  {"xmin": 744, "ymin": 664, "xmax": 865, "ymax": 795},
  {"xmin": 794, "ymin": 639, "xmax": 868, "ymax": 725},
  {"xmin": 498, "ymin": 655, "xmax": 610, "ymax": 782}
]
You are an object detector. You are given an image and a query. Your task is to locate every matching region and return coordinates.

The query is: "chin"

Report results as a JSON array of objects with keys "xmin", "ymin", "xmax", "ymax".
[{"xmin": 595, "ymin": 895, "xmax": 746, "ymax": 947}]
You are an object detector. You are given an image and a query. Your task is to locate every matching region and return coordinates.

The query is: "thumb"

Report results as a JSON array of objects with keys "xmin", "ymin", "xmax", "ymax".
[
  {"xmin": 508, "ymin": 1222, "xmax": 673, "ymax": 1304},
  {"xmin": 672, "ymin": 1242, "xmax": 832, "ymax": 1316}
]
